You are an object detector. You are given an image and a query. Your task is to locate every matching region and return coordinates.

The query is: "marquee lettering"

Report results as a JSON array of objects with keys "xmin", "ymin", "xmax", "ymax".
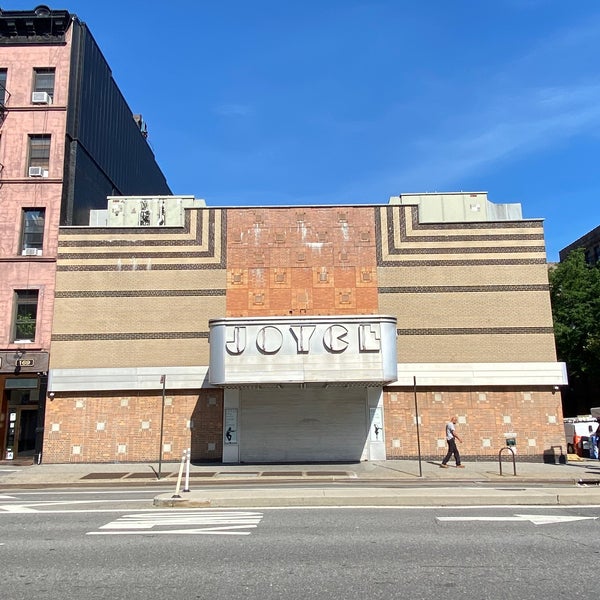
[
  {"xmin": 256, "ymin": 326, "xmax": 283, "ymax": 354},
  {"xmin": 225, "ymin": 326, "xmax": 246, "ymax": 355},
  {"xmin": 289, "ymin": 325, "xmax": 315, "ymax": 354},
  {"xmin": 322, "ymin": 324, "xmax": 349, "ymax": 353},
  {"xmin": 225, "ymin": 322, "xmax": 381, "ymax": 357}
]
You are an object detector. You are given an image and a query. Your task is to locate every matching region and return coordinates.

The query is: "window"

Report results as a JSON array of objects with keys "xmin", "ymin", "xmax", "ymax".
[
  {"xmin": 13, "ymin": 290, "xmax": 39, "ymax": 342},
  {"xmin": 27, "ymin": 134, "xmax": 50, "ymax": 174},
  {"xmin": 21, "ymin": 208, "xmax": 45, "ymax": 255},
  {"xmin": 33, "ymin": 68, "xmax": 55, "ymax": 102}
]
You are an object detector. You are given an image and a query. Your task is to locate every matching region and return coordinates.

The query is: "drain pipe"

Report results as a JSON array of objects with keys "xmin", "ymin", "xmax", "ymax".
[{"xmin": 158, "ymin": 374, "xmax": 166, "ymax": 480}]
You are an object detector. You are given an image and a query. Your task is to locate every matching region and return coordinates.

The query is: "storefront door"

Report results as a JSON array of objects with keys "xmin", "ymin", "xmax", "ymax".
[
  {"xmin": 3, "ymin": 379, "xmax": 40, "ymax": 460},
  {"xmin": 5, "ymin": 406, "xmax": 37, "ymax": 459}
]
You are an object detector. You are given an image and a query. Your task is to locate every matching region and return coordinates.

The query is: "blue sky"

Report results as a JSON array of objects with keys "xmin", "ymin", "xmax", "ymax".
[{"xmin": 9, "ymin": 1, "xmax": 600, "ymax": 261}]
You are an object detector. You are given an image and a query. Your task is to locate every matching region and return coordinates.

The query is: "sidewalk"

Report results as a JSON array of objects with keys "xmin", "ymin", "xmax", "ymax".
[{"xmin": 2, "ymin": 457, "xmax": 600, "ymax": 507}]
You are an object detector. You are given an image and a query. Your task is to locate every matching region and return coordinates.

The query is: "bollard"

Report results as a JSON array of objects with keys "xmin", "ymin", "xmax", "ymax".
[
  {"xmin": 183, "ymin": 448, "xmax": 191, "ymax": 493},
  {"xmin": 172, "ymin": 449, "xmax": 187, "ymax": 498},
  {"xmin": 498, "ymin": 446, "xmax": 517, "ymax": 476}
]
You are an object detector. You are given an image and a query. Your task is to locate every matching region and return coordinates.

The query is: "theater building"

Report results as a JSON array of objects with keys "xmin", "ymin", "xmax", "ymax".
[{"xmin": 44, "ymin": 192, "xmax": 567, "ymax": 464}]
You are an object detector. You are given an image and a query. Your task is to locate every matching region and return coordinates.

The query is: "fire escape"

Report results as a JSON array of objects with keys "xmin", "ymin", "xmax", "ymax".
[{"xmin": 0, "ymin": 82, "xmax": 8, "ymax": 189}]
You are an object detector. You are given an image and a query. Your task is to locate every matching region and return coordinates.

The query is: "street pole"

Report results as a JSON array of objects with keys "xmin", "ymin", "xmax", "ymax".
[
  {"xmin": 158, "ymin": 374, "xmax": 166, "ymax": 480},
  {"xmin": 413, "ymin": 376, "xmax": 423, "ymax": 477}
]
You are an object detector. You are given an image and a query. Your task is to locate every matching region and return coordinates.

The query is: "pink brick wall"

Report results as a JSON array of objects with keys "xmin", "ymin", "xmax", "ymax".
[{"xmin": 0, "ymin": 31, "xmax": 71, "ymax": 352}]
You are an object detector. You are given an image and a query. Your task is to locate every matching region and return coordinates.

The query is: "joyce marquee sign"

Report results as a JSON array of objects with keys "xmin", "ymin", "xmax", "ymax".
[{"xmin": 209, "ymin": 315, "xmax": 398, "ymax": 385}]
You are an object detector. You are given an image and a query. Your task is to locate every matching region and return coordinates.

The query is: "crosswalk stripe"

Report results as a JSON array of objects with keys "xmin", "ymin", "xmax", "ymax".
[{"xmin": 88, "ymin": 509, "xmax": 264, "ymax": 536}]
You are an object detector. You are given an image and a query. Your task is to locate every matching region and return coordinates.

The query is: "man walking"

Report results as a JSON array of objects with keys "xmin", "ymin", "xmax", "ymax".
[
  {"xmin": 589, "ymin": 423, "xmax": 599, "ymax": 460},
  {"xmin": 441, "ymin": 415, "xmax": 464, "ymax": 468}
]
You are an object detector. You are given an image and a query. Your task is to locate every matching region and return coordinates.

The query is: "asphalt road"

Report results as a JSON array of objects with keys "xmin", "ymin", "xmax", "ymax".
[{"xmin": 1, "ymin": 490, "xmax": 599, "ymax": 600}]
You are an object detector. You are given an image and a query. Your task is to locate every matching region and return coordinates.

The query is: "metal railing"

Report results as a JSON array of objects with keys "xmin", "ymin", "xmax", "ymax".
[{"xmin": 0, "ymin": 84, "xmax": 10, "ymax": 126}]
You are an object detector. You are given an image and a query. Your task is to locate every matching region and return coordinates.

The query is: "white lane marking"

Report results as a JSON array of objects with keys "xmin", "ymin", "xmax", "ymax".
[
  {"xmin": 437, "ymin": 514, "xmax": 598, "ymax": 525},
  {"xmin": 89, "ymin": 528, "xmax": 255, "ymax": 536},
  {"xmin": 0, "ymin": 495, "xmax": 17, "ymax": 500},
  {"xmin": 0, "ymin": 508, "xmax": 190, "ymax": 514},
  {"xmin": 0, "ymin": 498, "xmax": 154, "ymax": 512},
  {"xmin": 11, "ymin": 490, "xmax": 164, "ymax": 495},
  {"xmin": 516, "ymin": 514, "xmax": 598, "ymax": 525},
  {"xmin": 88, "ymin": 510, "xmax": 263, "ymax": 536},
  {"xmin": 0, "ymin": 505, "xmax": 37, "ymax": 513}
]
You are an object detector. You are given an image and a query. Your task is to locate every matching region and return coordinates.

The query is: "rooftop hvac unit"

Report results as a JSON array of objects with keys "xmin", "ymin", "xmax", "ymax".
[
  {"xmin": 31, "ymin": 91, "xmax": 51, "ymax": 104},
  {"xmin": 28, "ymin": 166, "xmax": 44, "ymax": 177},
  {"xmin": 22, "ymin": 247, "xmax": 41, "ymax": 256}
]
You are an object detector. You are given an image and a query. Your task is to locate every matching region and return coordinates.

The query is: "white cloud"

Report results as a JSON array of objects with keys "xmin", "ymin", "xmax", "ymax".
[{"xmin": 411, "ymin": 82, "xmax": 600, "ymax": 182}]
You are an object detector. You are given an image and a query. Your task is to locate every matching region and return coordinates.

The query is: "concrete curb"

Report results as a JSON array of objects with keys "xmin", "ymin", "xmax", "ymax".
[
  {"xmin": 0, "ymin": 475, "xmax": 585, "ymax": 490},
  {"xmin": 153, "ymin": 486, "xmax": 600, "ymax": 508}
]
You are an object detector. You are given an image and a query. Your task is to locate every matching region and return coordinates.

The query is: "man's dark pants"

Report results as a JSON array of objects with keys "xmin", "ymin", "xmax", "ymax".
[{"xmin": 442, "ymin": 438, "xmax": 461, "ymax": 466}]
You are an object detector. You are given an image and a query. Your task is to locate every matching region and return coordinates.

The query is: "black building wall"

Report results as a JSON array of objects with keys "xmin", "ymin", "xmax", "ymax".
[{"xmin": 62, "ymin": 19, "xmax": 171, "ymax": 225}]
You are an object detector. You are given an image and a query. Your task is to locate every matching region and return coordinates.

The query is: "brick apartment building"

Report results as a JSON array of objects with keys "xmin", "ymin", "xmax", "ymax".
[
  {"xmin": 559, "ymin": 224, "xmax": 600, "ymax": 265},
  {"xmin": 0, "ymin": 6, "xmax": 171, "ymax": 462},
  {"xmin": 44, "ymin": 192, "xmax": 568, "ymax": 464}
]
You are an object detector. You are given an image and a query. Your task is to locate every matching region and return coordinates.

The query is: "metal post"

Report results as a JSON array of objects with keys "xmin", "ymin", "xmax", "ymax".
[
  {"xmin": 172, "ymin": 449, "xmax": 186, "ymax": 498},
  {"xmin": 413, "ymin": 376, "xmax": 423, "ymax": 477},
  {"xmin": 183, "ymin": 448, "xmax": 191, "ymax": 492},
  {"xmin": 158, "ymin": 374, "xmax": 166, "ymax": 480}
]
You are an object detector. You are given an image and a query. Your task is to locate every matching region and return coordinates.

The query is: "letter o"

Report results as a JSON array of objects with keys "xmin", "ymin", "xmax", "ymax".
[{"xmin": 256, "ymin": 326, "xmax": 283, "ymax": 354}]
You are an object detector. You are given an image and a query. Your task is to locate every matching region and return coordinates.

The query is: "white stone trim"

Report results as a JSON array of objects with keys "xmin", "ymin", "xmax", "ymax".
[
  {"xmin": 392, "ymin": 362, "xmax": 568, "ymax": 387},
  {"xmin": 48, "ymin": 362, "xmax": 567, "ymax": 393}
]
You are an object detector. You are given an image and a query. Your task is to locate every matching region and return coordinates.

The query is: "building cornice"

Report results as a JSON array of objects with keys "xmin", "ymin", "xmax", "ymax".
[{"xmin": 0, "ymin": 6, "xmax": 71, "ymax": 44}]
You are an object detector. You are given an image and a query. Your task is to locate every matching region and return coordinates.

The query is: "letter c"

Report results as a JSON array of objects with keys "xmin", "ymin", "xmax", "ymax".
[{"xmin": 323, "ymin": 324, "xmax": 349, "ymax": 353}]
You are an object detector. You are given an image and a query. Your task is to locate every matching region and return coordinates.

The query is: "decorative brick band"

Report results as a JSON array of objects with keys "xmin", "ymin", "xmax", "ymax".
[
  {"xmin": 380, "ymin": 284, "xmax": 549, "ymax": 294},
  {"xmin": 404, "ymin": 205, "xmax": 543, "ymax": 233},
  {"xmin": 385, "ymin": 245, "xmax": 546, "ymax": 255},
  {"xmin": 375, "ymin": 206, "xmax": 547, "ymax": 267},
  {"xmin": 58, "ymin": 251, "xmax": 219, "ymax": 259},
  {"xmin": 57, "ymin": 210, "xmax": 226, "ymax": 269},
  {"xmin": 396, "ymin": 327, "xmax": 555, "ymax": 336},
  {"xmin": 378, "ymin": 258, "xmax": 548, "ymax": 267},
  {"xmin": 59, "ymin": 210, "xmax": 210, "ymax": 243},
  {"xmin": 54, "ymin": 289, "xmax": 227, "ymax": 298},
  {"xmin": 51, "ymin": 331, "xmax": 210, "ymax": 341},
  {"xmin": 58, "ymin": 263, "xmax": 227, "ymax": 272}
]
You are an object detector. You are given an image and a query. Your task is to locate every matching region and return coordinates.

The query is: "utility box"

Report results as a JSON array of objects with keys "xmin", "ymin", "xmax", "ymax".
[{"xmin": 504, "ymin": 432, "xmax": 517, "ymax": 452}]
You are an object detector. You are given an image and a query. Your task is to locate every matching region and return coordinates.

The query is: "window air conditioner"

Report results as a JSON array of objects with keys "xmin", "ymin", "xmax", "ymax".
[
  {"xmin": 22, "ymin": 247, "xmax": 41, "ymax": 256},
  {"xmin": 28, "ymin": 166, "xmax": 44, "ymax": 177},
  {"xmin": 31, "ymin": 91, "xmax": 51, "ymax": 104}
]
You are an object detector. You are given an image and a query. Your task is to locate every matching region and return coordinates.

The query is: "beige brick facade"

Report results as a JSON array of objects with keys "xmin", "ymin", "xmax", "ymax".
[
  {"xmin": 43, "ymin": 202, "xmax": 566, "ymax": 463},
  {"xmin": 49, "ymin": 209, "xmax": 226, "ymax": 370}
]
